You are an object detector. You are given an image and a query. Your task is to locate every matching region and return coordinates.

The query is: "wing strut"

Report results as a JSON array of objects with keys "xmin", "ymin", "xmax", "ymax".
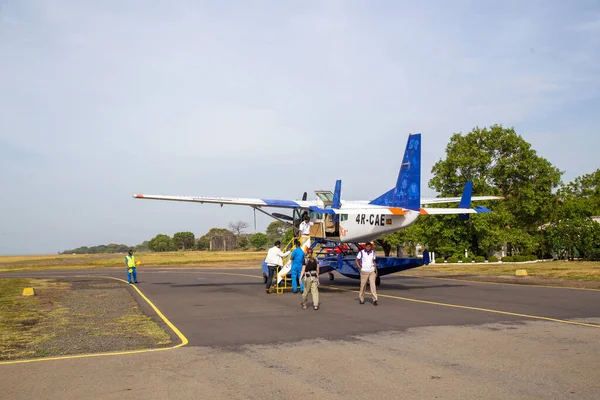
[{"xmin": 252, "ymin": 207, "xmax": 295, "ymax": 227}]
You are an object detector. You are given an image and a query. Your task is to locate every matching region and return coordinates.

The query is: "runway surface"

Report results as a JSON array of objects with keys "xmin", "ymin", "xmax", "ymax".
[{"xmin": 1, "ymin": 267, "xmax": 599, "ymax": 399}]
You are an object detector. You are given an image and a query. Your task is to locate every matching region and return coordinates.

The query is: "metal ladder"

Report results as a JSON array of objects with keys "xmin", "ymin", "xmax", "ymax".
[{"xmin": 274, "ymin": 236, "xmax": 319, "ymax": 294}]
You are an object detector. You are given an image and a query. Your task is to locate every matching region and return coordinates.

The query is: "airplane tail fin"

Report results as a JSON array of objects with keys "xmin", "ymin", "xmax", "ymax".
[
  {"xmin": 369, "ymin": 133, "xmax": 421, "ymax": 211},
  {"xmin": 458, "ymin": 181, "xmax": 473, "ymax": 221},
  {"xmin": 332, "ymin": 179, "xmax": 342, "ymax": 209}
]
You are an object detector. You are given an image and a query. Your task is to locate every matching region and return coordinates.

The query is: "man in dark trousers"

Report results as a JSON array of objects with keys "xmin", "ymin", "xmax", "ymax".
[{"xmin": 264, "ymin": 241, "xmax": 291, "ymax": 294}]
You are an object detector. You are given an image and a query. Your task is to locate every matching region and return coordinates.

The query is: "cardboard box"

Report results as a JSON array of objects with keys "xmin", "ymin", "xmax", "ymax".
[{"xmin": 310, "ymin": 223, "xmax": 324, "ymax": 238}]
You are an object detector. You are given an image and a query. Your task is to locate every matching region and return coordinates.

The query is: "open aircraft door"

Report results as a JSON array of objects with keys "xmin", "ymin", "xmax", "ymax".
[{"xmin": 311, "ymin": 190, "xmax": 340, "ymax": 239}]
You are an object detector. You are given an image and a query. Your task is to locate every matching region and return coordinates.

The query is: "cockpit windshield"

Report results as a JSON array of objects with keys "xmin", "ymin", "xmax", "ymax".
[{"xmin": 315, "ymin": 191, "xmax": 334, "ymax": 203}]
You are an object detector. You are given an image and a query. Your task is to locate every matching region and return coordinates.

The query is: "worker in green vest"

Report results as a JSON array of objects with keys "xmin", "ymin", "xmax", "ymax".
[{"xmin": 125, "ymin": 250, "xmax": 139, "ymax": 284}]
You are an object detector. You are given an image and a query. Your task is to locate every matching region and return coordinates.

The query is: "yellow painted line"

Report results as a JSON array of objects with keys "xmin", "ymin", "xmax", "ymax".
[
  {"xmin": 326, "ymin": 285, "xmax": 600, "ymax": 329},
  {"xmin": 0, "ymin": 276, "xmax": 188, "ymax": 366},
  {"xmin": 402, "ymin": 275, "xmax": 600, "ymax": 292}
]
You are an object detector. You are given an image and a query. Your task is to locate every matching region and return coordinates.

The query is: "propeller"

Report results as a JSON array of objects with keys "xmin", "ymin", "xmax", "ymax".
[
  {"xmin": 272, "ymin": 213, "xmax": 294, "ymax": 222},
  {"xmin": 302, "ymin": 192, "xmax": 307, "ymax": 201}
]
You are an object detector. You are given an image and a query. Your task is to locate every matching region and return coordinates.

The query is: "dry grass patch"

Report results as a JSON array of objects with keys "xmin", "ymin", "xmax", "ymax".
[
  {"xmin": 0, "ymin": 251, "xmax": 266, "ymax": 272},
  {"xmin": 0, "ymin": 278, "xmax": 71, "ymax": 360}
]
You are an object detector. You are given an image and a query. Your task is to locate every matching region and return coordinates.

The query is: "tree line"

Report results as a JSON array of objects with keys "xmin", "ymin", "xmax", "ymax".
[
  {"xmin": 145, "ymin": 220, "xmax": 295, "ymax": 252},
  {"xmin": 60, "ymin": 220, "xmax": 294, "ymax": 254}
]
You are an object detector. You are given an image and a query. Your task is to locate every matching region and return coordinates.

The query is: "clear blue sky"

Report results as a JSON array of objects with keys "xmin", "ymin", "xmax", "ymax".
[{"xmin": 1, "ymin": 0, "xmax": 599, "ymax": 255}]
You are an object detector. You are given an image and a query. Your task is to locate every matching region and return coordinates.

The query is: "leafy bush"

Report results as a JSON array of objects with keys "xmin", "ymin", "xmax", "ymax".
[
  {"xmin": 488, "ymin": 256, "xmax": 499, "ymax": 262},
  {"xmin": 513, "ymin": 255, "xmax": 530, "ymax": 262},
  {"xmin": 435, "ymin": 257, "xmax": 445, "ymax": 264},
  {"xmin": 501, "ymin": 256, "xmax": 514, "ymax": 262},
  {"xmin": 587, "ymin": 249, "xmax": 600, "ymax": 261},
  {"xmin": 529, "ymin": 254, "xmax": 538, "ymax": 261},
  {"xmin": 474, "ymin": 256, "xmax": 486, "ymax": 263},
  {"xmin": 249, "ymin": 233, "xmax": 269, "ymax": 249},
  {"xmin": 447, "ymin": 257, "xmax": 459, "ymax": 263}
]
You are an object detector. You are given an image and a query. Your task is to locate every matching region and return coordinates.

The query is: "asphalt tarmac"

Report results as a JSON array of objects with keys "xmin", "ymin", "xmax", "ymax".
[{"xmin": 1, "ymin": 267, "xmax": 599, "ymax": 399}]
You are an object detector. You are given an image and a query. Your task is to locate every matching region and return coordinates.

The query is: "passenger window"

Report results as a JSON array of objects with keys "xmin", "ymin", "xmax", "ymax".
[{"xmin": 341, "ymin": 214, "xmax": 348, "ymax": 221}]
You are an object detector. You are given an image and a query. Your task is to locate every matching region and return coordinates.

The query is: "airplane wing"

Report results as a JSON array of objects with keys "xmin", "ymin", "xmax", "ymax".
[
  {"xmin": 133, "ymin": 194, "xmax": 314, "ymax": 209},
  {"xmin": 421, "ymin": 195, "xmax": 503, "ymax": 205}
]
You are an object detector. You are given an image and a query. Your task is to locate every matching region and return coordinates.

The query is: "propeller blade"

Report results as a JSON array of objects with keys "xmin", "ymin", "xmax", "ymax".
[
  {"xmin": 302, "ymin": 192, "xmax": 307, "ymax": 201},
  {"xmin": 272, "ymin": 213, "xmax": 294, "ymax": 222}
]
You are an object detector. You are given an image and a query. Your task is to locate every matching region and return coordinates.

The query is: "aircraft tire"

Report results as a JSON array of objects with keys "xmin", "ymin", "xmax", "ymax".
[
  {"xmin": 329, "ymin": 272, "xmax": 334, "ymax": 281},
  {"xmin": 375, "ymin": 276, "xmax": 381, "ymax": 286}
]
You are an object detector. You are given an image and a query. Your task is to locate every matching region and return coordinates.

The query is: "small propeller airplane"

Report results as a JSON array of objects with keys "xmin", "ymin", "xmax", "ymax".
[{"xmin": 133, "ymin": 133, "xmax": 503, "ymax": 285}]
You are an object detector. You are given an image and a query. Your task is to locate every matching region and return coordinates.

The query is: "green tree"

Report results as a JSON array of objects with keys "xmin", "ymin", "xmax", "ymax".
[
  {"xmin": 266, "ymin": 221, "xmax": 292, "ymax": 244},
  {"xmin": 237, "ymin": 236, "xmax": 250, "ymax": 249},
  {"xmin": 173, "ymin": 231, "xmax": 195, "ymax": 250},
  {"xmin": 386, "ymin": 124, "xmax": 562, "ymax": 258},
  {"xmin": 249, "ymin": 232, "xmax": 269, "ymax": 249},
  {"xmin": 557, "ymin": 169, "xmax": 600, "ymax": 219},
  {"xmin": 148, "ymin": 234, "xmax": 175, "ymax": 252},
  {"xmin": 282, "ymin": 228, "xmax": 295, "ymax": 245},
  {"xmin": 432, "ymin": 124, "xmax": 561, "ymax": 256},
  {"xmin": 382, "ymin": 219, "xmax": 428, "ymax": 256},
  {"xmin": 204, "ymin": 228, "xmax": 235, "ymax": 239},
  {"xmin": 196, "ymin": 228, "xmax": 235, "ymax": 251},
  {"xmin": 545, "ymin": 216, "xmax": 600, "ymax": 260},
  {"xmin": 134, "ymin": 241, "xmax": 150, "ymax": 252},
  {"xmin": 196, "ymin": 236, "xmax": 210, "ymax": 250}
]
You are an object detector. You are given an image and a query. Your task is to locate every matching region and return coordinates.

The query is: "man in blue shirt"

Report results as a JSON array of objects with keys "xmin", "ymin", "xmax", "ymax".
[{"xmin": 290, "ymin": 239, "xmax": 305, "ymax": 293}]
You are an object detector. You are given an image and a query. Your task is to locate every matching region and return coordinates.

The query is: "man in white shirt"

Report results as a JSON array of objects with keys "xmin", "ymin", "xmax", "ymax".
[
  {"xmin": 298, "ymin": 214, "xmax": 314, "ymax": 238},
  {"xmin": 355, "ymin": 242, "xmax": 378, "ymax": 306},
  {"xmin": 265, "ymin": 241, "xmax": 291, "ymax": 294}
]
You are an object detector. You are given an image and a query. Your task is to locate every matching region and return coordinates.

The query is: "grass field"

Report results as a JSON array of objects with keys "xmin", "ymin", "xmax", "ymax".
[
  {"xmin": 0, "ymin": 251, "xmax": 266, "ymax": 272},
  {"xmin": 406, "ymin": 260, "xmax": 600, "ymax": 282}
]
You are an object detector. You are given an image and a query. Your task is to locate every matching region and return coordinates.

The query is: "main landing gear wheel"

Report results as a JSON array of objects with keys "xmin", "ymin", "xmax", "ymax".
[
  {"xmin": 375, "ymin": 276, "xmax": 381, "ymax": 286},
  {"xmin": 263, "ymin": 273, "xmax": 267, "ymax": 284},
  {"xmin": 328, "ymin": 272, "xmax": 334, "ymax": 281}
]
